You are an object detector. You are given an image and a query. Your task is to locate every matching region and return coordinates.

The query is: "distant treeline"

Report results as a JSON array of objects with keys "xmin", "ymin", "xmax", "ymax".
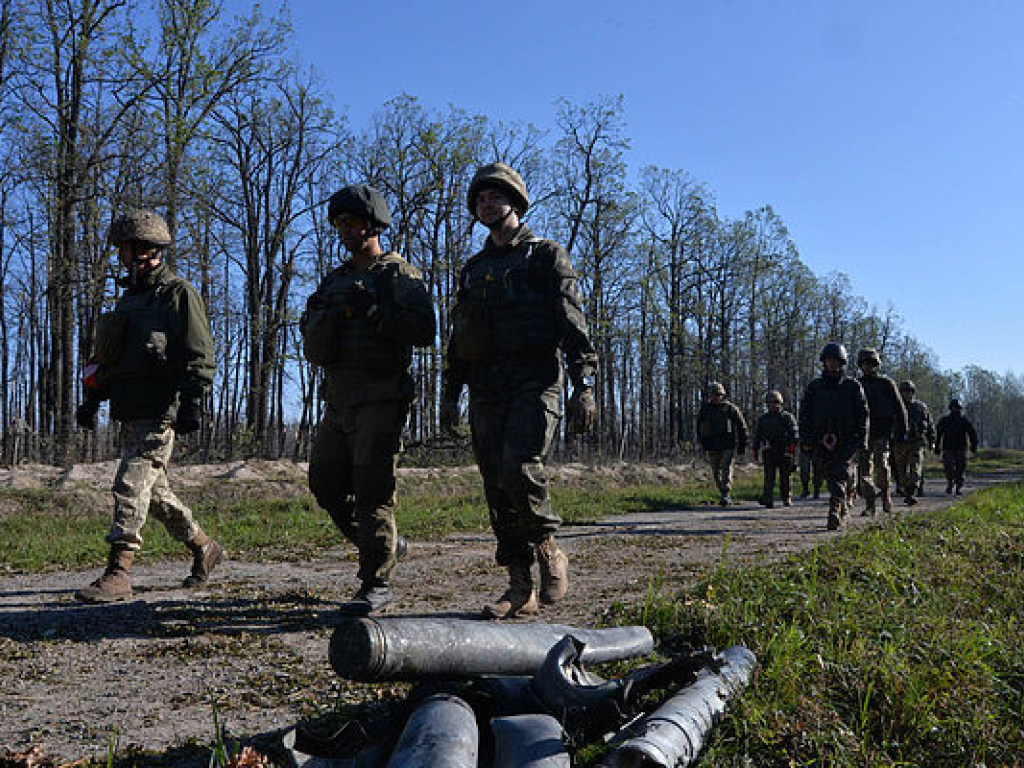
[{"xmin": 0, "ymin": 0, "xmax": 1018, "ymax": 466}]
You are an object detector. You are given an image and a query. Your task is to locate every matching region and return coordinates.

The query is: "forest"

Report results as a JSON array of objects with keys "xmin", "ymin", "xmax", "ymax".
[{"xmin": 1, "ymin": 0, "xmax": 1021, "ymax": 466}]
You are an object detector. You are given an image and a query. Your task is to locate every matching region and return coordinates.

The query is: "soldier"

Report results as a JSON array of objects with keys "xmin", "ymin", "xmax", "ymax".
[
  {"xmin": 855, "ymin": 348, "xmax": 908, "ymax": 516},
  {"xmin": 892, "ymin": 380, "xmax": 935, "ymax": 505},
  {"xmin": 798, "ymin": 343, "xmax": 869, "ymax": 531},
  {"xmin": 753, "ymin": 390, "xmax": 798, "ymax": 508},
  {"xmin": 301, "ymin": 184, "xmax": 436, "ymax": 616},
  {"xmin": 696, "ymin": 382, "xmax": 748, "ymax": 506},
  {"xmin": 935, "ymin": 398, "xmax": 978, "ymax": 495},
  {"xmin": 440, "ymin": 162, "xmax": 597, "ymax": 620},
  {"xmin": 74, "ymin": 209, "xmax": 222, "ymax": 603}
]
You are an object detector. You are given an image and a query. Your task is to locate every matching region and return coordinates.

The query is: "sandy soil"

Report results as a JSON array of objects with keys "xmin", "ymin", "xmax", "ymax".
[{"xmin": 0, "ymin": 461, "xmax": 1005, "ymax": 766}]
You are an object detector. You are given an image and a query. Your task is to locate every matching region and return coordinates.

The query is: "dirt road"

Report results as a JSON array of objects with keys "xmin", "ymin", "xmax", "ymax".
[{"xmin": 0, "ymin": 470, "xmax": 1006, "ymax": 765}]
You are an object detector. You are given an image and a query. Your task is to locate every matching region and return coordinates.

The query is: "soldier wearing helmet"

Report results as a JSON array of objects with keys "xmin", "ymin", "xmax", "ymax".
[
  {"xmin": 892, "ymin": 380, "xmax": 936, "ymax": 505},
  {"xmin": 301, "ymin": 183, "xmax": 436, "ymax": 617},
  {"xmin": 74, "ymin": 209, "xmax": 221, "ymax": 603},
  {"xmin": 935, "ymin": 397, "xmax": 978, "ymax": 495},
  {"xmin": 854, "ymin": 348, "xmax": 908, "ymax": 517},
  {"xmin": 696, "ymin": 382, "xmax": 748, "ymax": 506},
  {"xmin": 798, "ymin": 342, "xmax": 869, "ymax": 531},
  {"xmin": 753, "ymin": 390, "xmax": 798, "ymax": 509},
  {"xmin": 440, "ymin": 162, "xmax": 597, "ymax": 619}
]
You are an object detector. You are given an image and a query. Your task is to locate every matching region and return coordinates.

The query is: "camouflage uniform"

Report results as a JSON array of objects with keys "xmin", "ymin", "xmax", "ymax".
[
  {"xmin": 799, "ymin": 361, "xmax": 869, "ymax": 529},
  {"xmin": 892, "ymin": 389, "xmax": 935, "ymax": 503},
  {"xmin": 442, "ymin": 224, "xmax": 597, "ymax": 571},
  {"xmin": 798, "ymin": 445, "xmax": 823, "ymax": 498},
  {"xmin": 96, "ymin": 261, "xmax": 216, "ymax": 550},
  {"xmin": 696, "ymin": 395, "xmax": 748, "ymax": 504},
  {"xmin": 935, "ymin": 405, "xmax": 978, "ymax": 494},
  {"xmin": 856, "ymin": 369, "xmax": 908, "ymax": 514},
  {"xmin": 302, "ymin": 252, "xmax": 435, "ymax": 590},
  {"xmin": 754, "ymin": 404, "xmax": 798, "ymax": 508}
]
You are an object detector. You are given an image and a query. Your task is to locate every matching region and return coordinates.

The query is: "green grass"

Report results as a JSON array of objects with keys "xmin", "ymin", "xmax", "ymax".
[
  {"xmin": 0, "ymin": 465, "xmax": 760, "ymax": 572},
  {"xmin": 615, "ymin": 481, "xmax": 1024, "ymax": 767}
]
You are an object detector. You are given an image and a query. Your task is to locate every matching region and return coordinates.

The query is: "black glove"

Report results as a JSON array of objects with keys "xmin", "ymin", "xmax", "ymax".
[
  {"xmin": 440, "ymin": 399, "xmax": 460, "ymax": 436},
  {"xmin": 75, "ymin": 398, "xmax": 101, "ymax": 430},
  {"xmin": 566, "ymin": 386, "xmax": 597, "ymax": 436},
  {"xmin": 175, "ymin": 396, "xmax": 203, "ymax": 434}
]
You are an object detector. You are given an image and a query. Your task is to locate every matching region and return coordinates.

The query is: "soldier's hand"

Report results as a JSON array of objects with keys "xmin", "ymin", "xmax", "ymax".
[
  {"xmin": 175, "ymin": 396, "xmax": 203, "ymax": 435},
  {"xmin": 440, "ymin": 399, "xmax": 461, "ymax": 436},
  {"xmin": 75, "ymin": 398, "xmax": 101, "ymax": 430},
  {"xmin": 567, "ymin": 386, "xmax": 597, "ymax": 436}
]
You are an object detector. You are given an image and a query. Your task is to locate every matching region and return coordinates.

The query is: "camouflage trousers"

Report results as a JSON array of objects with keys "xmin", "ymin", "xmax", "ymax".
[
  {"xmin": 798, "ymin": 447, "xmax": 822, "ymax": 495},
  {"xmin": 814, "ymin": 446, "xmax": 856, "ymax": 510},
  {"xmin": 309, "ymin": 400, "xmax": 407, "ymax": 586},
  {"xmin": 942, "ymin": 448, "xmax": 969, "ymax": 489},
  {"xmin": 892, "ymin": 439, "xmax": 926, "ymax": 497},
  {"xmin": 469, "ymin": 383, "xmax": 562, "ymax": 568},
  {"xmin": 857, "ymin": 436, "xmax": 892, "ymax": 503},
  {"xmin": 761, "ymin": 451, "xmax": 794, "ymax": 504},
  {"xmin": 107, "ymin": 419, "xmax": 201, "ymax": 551},
  {"xmin": 706, "ymin": 449, "xmax": 736, "ymax": 499}
]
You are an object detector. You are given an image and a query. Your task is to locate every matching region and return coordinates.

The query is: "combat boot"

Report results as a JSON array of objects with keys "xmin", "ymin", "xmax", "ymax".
[
  {"xmin": 536, "ymin": 537, "xmax": 569, "ymax": 604},
  {"xmin": 826, "ymin": 500, "xmax": 844, "ymax": 531},
  {"xmin": 861, "ymin": 496, "xmax": 876, "ymax": 517},
  {"xmin": 482, "ymin": 565, "xmax": 539, "ymax": 619},
  {"xmin": 75, "ymin": 545, "xmax": 135, "ymax": 603},
  {"xmin": 339, "ymin": 581, "xmax": 394, "ymax": 617},
  {"xmin": 881, "ymin": 491, "xmax": 893, "ymax": 513},
  {"xmin": 182, "ymin": 530, "xmax": 226, "ymax": 588},
  {"xmin": 945, "ymin": 481, "xmax": 953, "ymax": 494}
]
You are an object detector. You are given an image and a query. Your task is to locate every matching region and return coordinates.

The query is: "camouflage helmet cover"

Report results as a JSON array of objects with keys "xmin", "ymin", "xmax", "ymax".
[
  {"xmin": 765, "ymin": 389, "xmax": 783, "ymax": 405},
  {"xmin": 108, "ymin": 209, "xmax": 171, "ymax": 248},
  {"xmin": 899, "ymin": 379, "xmax": 916, "ymax": 392},
  {"xmin": 857, "ymin": 348, "xmax": 881, "ymax": 366},
  {"xmin": 467, "ymin": 162, "xmax": 530, "ymax": 215},
  {"xmin": 819, "ymin": 342, "xmax": 848, "ymax": 364},
  {"xmin": 327, "ymin": 184, "xmax": 392, "ymax": 230},
  {"xmin": 707, "ymin": 381, "xmax": 726, "ymax": 398}
]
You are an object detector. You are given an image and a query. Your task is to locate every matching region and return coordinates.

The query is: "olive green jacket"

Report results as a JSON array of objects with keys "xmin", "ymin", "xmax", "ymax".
[{"xmin": 95, "ymin": 262, "xmax": 215, "ymax": 422}]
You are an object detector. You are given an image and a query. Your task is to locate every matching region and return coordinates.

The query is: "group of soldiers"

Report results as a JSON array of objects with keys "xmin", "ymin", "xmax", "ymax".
[
  {"xmin": 71, "ymin": 159, "xmax": 980, "ymax": 618},
  {"xmin": 698, "ymin": 344, "xmax": 979, "ymax": 531},
  {"xmin": 74, "ymin": 162, "xmax": 597, "ymax": 621}
]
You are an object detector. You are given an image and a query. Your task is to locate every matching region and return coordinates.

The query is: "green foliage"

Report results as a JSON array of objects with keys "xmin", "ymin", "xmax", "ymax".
[{"xmin": 623, "ymin": 482, "xmax": 1024, "ymax": 766}]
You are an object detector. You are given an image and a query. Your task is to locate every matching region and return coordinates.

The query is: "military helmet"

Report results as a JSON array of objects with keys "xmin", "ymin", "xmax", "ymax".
[
  {"xmin": 949, "ymin": 397, "xmax": 963, "ymax": 410},
  {"xmin": 707, "ymin": 381, "xmax": 726, "ymax": 398},
  {"xmin": 857, "ymin": 348, "xmax": 881, "ymax": 366},
  {"xmin": 327, "ymin": 184, "xmax": 392, "ymax": 230},
  {"xmin": 108, "ymin": 209, "xmax": 171, "ymax": 248},
  {"xmin": 467, "ymin": 162, "xmax": 530, "ymax": 215},
  {"xmin": 764, "ymin": 390, "xmax": 783, "ymax": 405},
  {"xmin": 899, "ymin": 379, "xmax": 916, "ymax": 392},
  {"xmin": 819, "ymin": 342, "xmax": 848, "ymax": 364}
]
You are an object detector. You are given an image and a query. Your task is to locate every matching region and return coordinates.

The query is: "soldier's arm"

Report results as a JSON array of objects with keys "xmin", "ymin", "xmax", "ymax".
[
  {"xmin": 732, "ymin": 405, "xmax": 748, "ymax": 450},
  {"xmin": 374, "ymin": 261, "xmax": 437, "ymax": 348},
  {"xmin": 967, "ymin": 420, "xmax": 979, "ymax": 451},
  {"xmin": 172, "ymin": 280, "xmax": 215, "ymax": 396},
  {"xmin": 850, "ymin": 381, "xmax": 869, "ymax": 449},
  {"xmin": 547, "ymin": 243, "xmax": 598, "ymax": 388},
  {"xmin": 892, "ymin": 382, "xmax": 909, "ymax": 435}
]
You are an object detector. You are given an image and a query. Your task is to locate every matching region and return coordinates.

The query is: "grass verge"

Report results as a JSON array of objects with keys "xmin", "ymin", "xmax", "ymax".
[{"xmin": 620, "ymin": 481, "xmax": 1024, "ymax": 767}]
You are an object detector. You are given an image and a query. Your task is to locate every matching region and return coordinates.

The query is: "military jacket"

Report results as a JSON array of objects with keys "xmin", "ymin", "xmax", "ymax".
[
  {"xmin": 442, "ymin": 225, "xmax": 597, "ymax": 399},
  {"xmin": 936, "ymin": 413, "xmax": 979, "ymax": 452},
  {"xmin": 696, "ymin": 400, "xmax": 748, "ymax": 452},
  {"xmin": 904, "ymin": 399, "xmax": 936, "ymax": 446},
  {"xmin": 798, "ymin": 373, "xmax": 869, "ymax": 459},
  {"xmin": 301, "ymin": 252, "xmax": 435, "ymax": 407},
  {"xmin": 858, "ymin": 373, "xmax": 908, "ymax": 441},
  {"xmin": 754, "ymin": 410, "xmax": 798, "ymax": 456},
  {"xmin": 93, "ymin": 262, "xmax": 215, "ymax": 422}
]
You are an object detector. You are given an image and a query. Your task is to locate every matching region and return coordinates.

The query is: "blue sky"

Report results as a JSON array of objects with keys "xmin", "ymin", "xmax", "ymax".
[{"xmin": 265, "ymin": 0, "xmax": 1023, "ymax": 375}]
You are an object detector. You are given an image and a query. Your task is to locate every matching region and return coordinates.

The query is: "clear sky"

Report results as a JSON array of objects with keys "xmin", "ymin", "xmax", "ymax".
[{"xmin": 258, "ymin": 0, "xmax": 1023, "ymax": 376}]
